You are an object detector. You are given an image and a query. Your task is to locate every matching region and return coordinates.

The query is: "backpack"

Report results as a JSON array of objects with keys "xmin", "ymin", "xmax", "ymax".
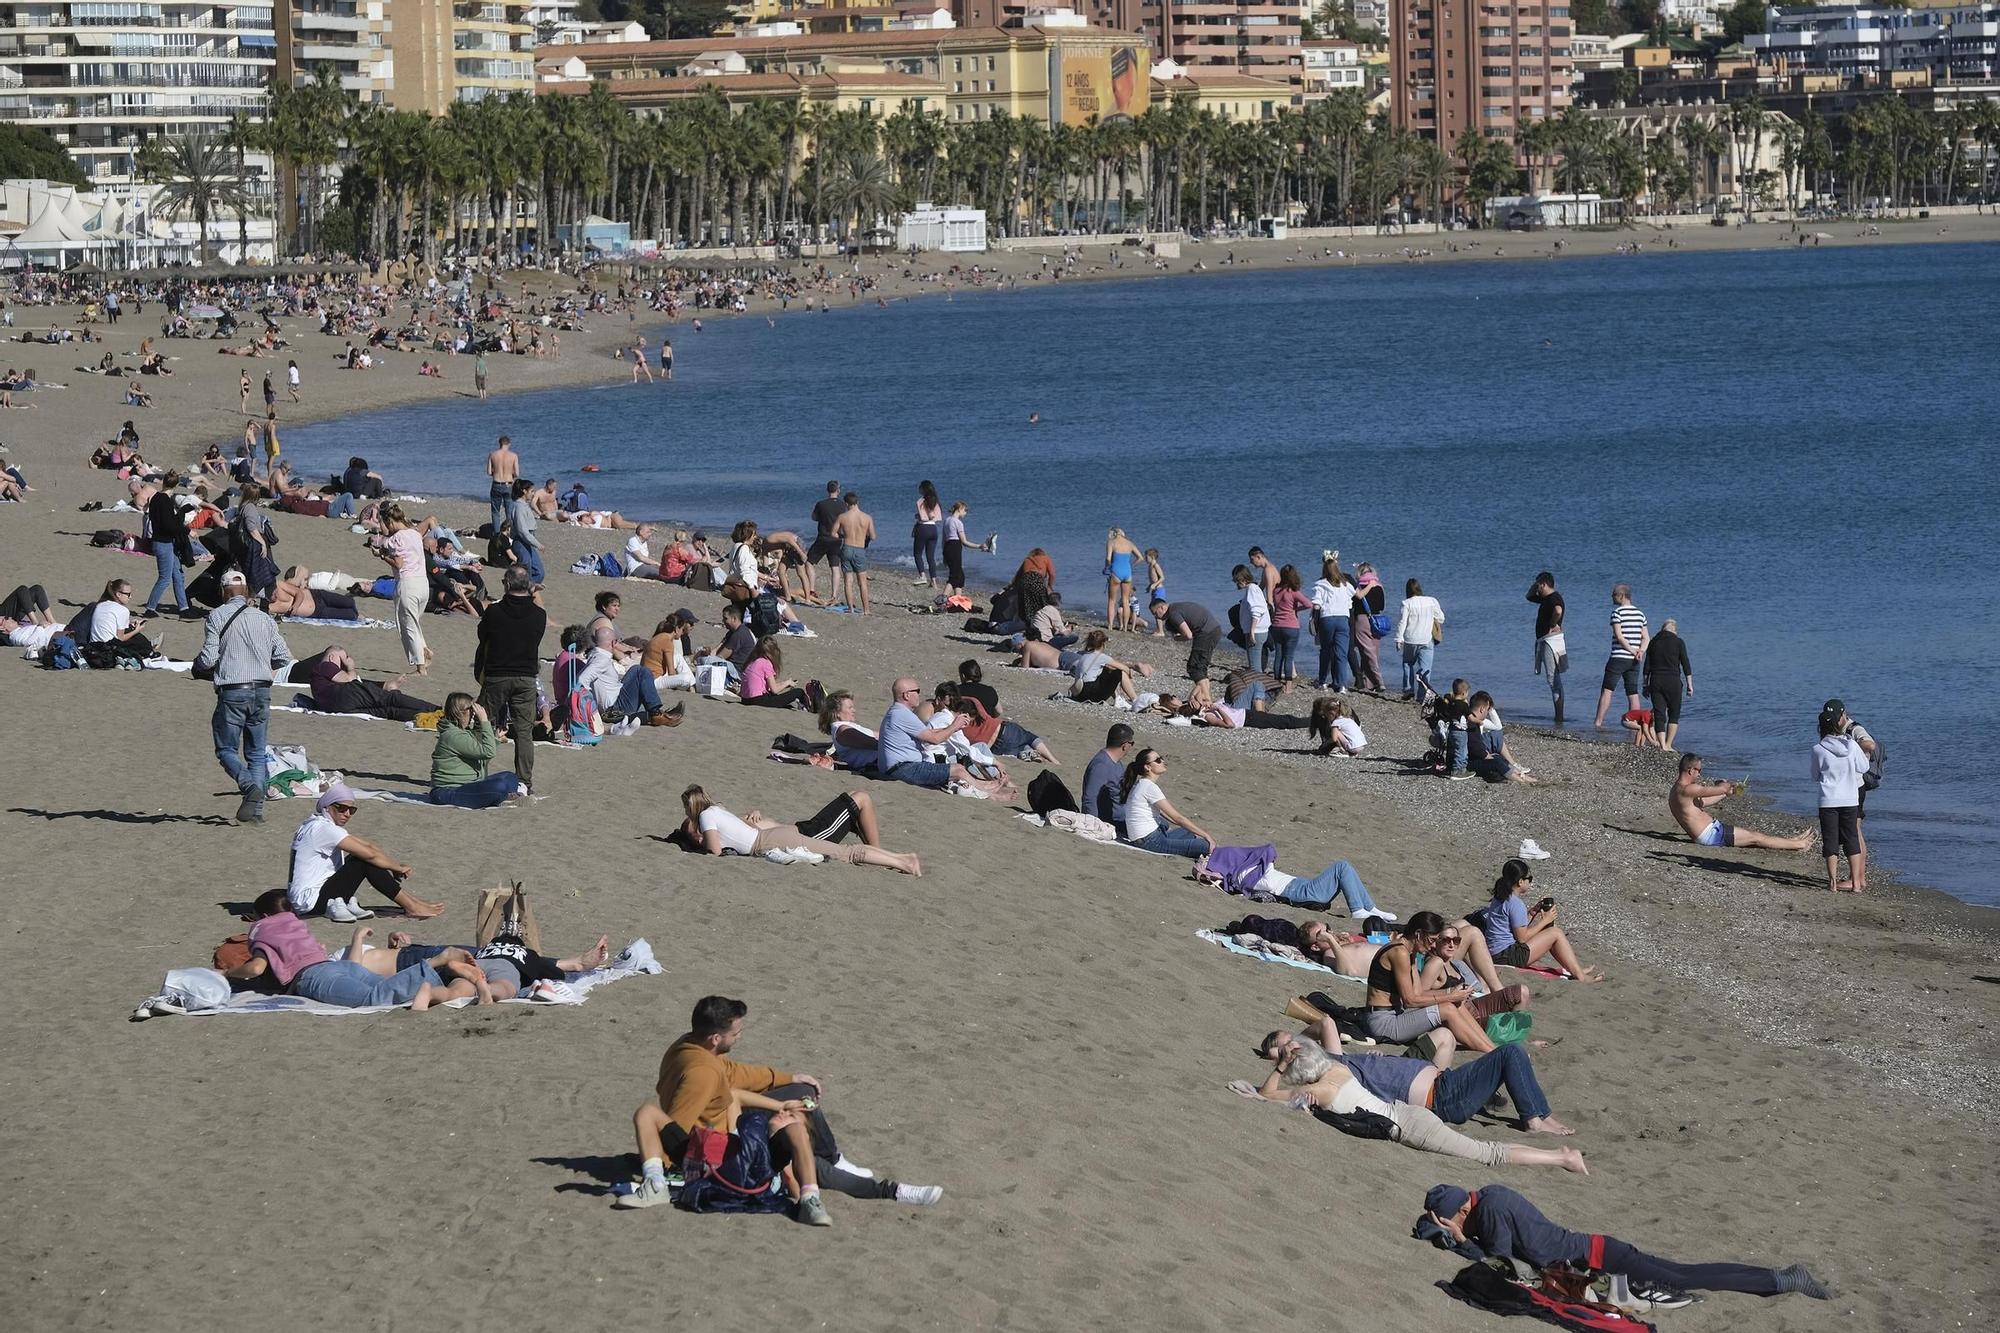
[
  {"xmin": 748, "ymin": 590, "xmax": 783, "ymax": 639},
  {"xmin": 41, "ymin": 633, "xmax": 82, "ymax": 670},
  {"xmin": 597, "ymin": 551, "xmax": 624, "ymax": 579},
  {"xmin": 1442, "ymin": 1259, "xmax": 1656, "ymax": 1333},
  {"xmin": 1028, "ymin": 769, "xmax": 1078, "ymax": 818},
  {"xmin": 567, "ymin": 555, "xmax": 597, "ymax": 576},
  {"xmin": 1861, "ymin": 734, "xmax": 1887, "ymax": 792},
  {"xmin": 89, "ymin": 528, "xmax": 129, "ymax": 547},
  {"xmin": 80, "ymin": 642, "xmax": 125, "ymax": 670},
  {"xmin": 1309, "ymin": 1104, "xmax": 1396, "ymax": 1140},
  {"xmin": 685, "ymin": 562, "xmax": 719, "ymax": 592},
  {"xmin": 674, "ymin": 1110, "xmax": 789, "ymax": 1215}
]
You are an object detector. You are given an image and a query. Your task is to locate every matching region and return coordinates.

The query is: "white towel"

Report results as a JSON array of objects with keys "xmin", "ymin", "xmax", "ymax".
[{"xmin": 279, "ymin": 615, "xmax": 395, "ymax": 630}]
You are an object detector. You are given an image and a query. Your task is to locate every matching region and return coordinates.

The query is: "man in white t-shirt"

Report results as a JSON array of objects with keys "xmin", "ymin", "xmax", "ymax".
[
  {"xmin": 624, "ymin": 522, "xmax": 659, "ymax": 579},
  {"xmin": 286, "ymin": 783, "xmax": 445, "ymax": 923}
]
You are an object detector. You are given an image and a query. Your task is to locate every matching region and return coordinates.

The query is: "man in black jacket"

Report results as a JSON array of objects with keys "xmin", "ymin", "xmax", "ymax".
[{"xmin": 475, "ymin": 564, "xmax": 547, "ymax": 793}]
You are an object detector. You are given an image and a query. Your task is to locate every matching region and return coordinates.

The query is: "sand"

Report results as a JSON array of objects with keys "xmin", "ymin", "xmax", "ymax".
[{"xmin": 1, "ymin": 229, "xmax": 1996, "ymax": 1333}]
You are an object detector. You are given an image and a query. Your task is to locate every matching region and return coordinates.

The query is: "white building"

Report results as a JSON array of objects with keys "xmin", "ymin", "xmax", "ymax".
[
  {"xmin": 1745, "ymin": 4, "xmax": 2000, "ymax": 82},
  {"xmin": 1300, "ymin": 39, "xmax": 1363, "ymax": 97},
  {"xmin": 1660, "ymin": 0, "xmax": 1727, "ymax": 25}
]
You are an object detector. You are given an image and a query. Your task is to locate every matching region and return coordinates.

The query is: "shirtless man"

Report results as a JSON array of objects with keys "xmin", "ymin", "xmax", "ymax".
[
  {"xmin": 1253, "ymin": 1017, "xmax": 1586, "ymax": 1172},
  {"xmin": 758, "ymin": 530, "xmax": 819, "ymax": 604},
  {"xmin": 1669, "ymin": 752, "xmax": 1812, "ymax": 851},
  {"xmin": 831, "ymin": 492, "xmax": 876, "ymax": 614},
  {"xmin": 486, "ymin": 434, "xmax": 519, "ymax": 535}
]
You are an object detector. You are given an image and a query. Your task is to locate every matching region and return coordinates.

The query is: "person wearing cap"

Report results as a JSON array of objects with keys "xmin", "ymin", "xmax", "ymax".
[
  {"xmin": 1421, "ymin": 1183, "xmax": 1833, "ymax": 1308},
  {"xmin": 195, "ymin": 570, "xmax": 294, "ymax": 825},
  {"xmin": 1822, "ymin": 698, "xmax": 1882, "ymax": 820},
  {"xmin": 1813, "ymin": 700, "xmax": 1874, "ymax": 894},
  {"xmin": 475, "ymin": 564, "xmax": 546, "ymax": 795},
  {"xmin": 287, "ymin": 783, "xmax": 446, "ymax": 923}
]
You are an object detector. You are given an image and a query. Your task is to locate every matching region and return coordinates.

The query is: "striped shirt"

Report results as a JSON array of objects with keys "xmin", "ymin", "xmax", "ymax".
[{"xmin": 1609, "ymin": 604, "xmax": 1649, "ymax": 660}]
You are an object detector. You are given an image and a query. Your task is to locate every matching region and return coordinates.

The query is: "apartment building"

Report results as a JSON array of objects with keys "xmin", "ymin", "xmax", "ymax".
[
  {"xmin": 1139, "ymin": 0, "xmax": 1302, "ymax": 88},
  {"xmin": 0, "ymin": 1, "xmax": 275, "ymax": 187},
  {"xmin": 1389, "ymin": 0, "xmax": 1572, "ymax": 148},
  {"xmin": 274, "ymin": 0, "xmax": 390, "ymax": 102},
  {"xmin": 1300, "ymin": 35, "xmax": 1362, "ymax": 97},
  {"xmin": 1744, "ymin": 4, "xmax": 1999, "ymax": 84}
]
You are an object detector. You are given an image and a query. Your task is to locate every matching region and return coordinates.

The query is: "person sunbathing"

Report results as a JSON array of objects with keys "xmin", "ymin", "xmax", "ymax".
[
  {"xmin": 366, "ymin": 927, "xmax": 610, "ymax": 1001},
  {"xmin": 1222, "ymin": 914, "xmax": 1383, "ymax": 977},
  {"xmin": 305, "ymin": 645, "xmax": 440, "ymax": 722},
  {"xmin": 1476, "ymin": 858, "xmax": 1605, "ymax": 981},
  {"xmin": 953, "ymin": 660, "xmax": 1058, "ymax": 765},
  {"xmin": 223, "ymin": 889, "xmax": 476, "ymax": 1009},
  {"xmin": 1253, "ymin": 1018, "xmax": 1586, "ymax": 1173},
  {"xmin": 269, "ymin": 567, "xmax": 361, "ymax": 621},
  {"xmin": 1365, "ymin": 911, "xmax": 1529, "ymax": 1058},
  {"xmin": 1668, "ymin": 752, "xmax": 1813, "ymax": 851},
  {"xmin": 680, "ymin": 785, "xmax": 920, "ymax": 875},
  {"xmin": 1068, "ymin": 629, "xmax": 1147, "ymax": 705},
  {"xmin": 1010, "ymin": 630, "xmax": 1077, "ymax": 674}
]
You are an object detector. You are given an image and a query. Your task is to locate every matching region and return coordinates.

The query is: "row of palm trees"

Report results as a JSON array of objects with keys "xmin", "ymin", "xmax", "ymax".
[{"xmin": 140, "ymin": 71, "xmax": 2000, "ymax": 263}]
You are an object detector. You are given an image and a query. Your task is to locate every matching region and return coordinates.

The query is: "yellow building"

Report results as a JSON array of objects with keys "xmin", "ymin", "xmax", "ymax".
[
  {"xmin": 1151, "ymin": 73, "xmax": 1294, "ymax": 122},
  {"xmin": 391, "ymin": 0, "xmax": 538, "ymax": 112},
  {"xmin": 535, "ymin": 24, "xmax": 1151, "ymax": 126}
]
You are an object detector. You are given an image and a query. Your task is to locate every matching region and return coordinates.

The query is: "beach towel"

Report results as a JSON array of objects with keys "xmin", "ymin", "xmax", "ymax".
[
  {"xmin": 131, "ymin": 938, "xmax": 662, "ymax": 1018},
  {"xmin": 279, "ymin": 615, "xmax": 395, "ymax": 630},
  {"xmin": 1196, "ymin": 929, "xmax": 1362, "ymax": 981}
]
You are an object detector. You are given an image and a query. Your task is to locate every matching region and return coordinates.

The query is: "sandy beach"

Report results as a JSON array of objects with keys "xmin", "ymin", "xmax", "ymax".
[{"xmin": 1, "ymin": 224, "xmax": 1996, "ymax": 1333}]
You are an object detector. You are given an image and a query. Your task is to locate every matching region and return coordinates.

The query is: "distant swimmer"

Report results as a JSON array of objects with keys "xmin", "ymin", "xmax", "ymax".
[
  {"xmin": 1028, "ymin": 413, "xmax": 1040, "ymax": 425},
  {"xmin": 1540, "ymin": 338, "xmax": 1555, "ymax": 349}
]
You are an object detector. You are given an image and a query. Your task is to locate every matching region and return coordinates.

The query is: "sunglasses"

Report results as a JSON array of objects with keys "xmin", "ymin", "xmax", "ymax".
[
  {"xmin": 1438, "ymin": 933, "xmax": 1460, "ymax": 948},
  {"xmin": 328, "ymin": 803, "xmax": 357, "ymax": 814}
]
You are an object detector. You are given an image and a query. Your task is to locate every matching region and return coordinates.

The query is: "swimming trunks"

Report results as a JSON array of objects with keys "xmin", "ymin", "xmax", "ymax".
[
  {"xmin": 840, "ymin": 544, "xmax": 865, "ymax": 574},
  {"xmin": 1107, "ymin": 551, "xmax": 1134, "ymax": 583},
  {"xmin": 1696, "ymin": 819, "xmax": 1735, "ymax": 848}
]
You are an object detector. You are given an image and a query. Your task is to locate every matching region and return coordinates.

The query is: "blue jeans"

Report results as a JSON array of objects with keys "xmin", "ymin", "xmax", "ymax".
[
  {"xmin": 489, "ymin": 481, "xmax": 511, "ymax": 533},
  {"xmin": 328, "ymin": 493, "xmax": 357, "ymax": 519},
  {"xmin": 1315, "ymin": 613, "xmax": 1351, "ymax": 689},
  {"xmin": 994, "ymin": 719, "xmax": 1042, "ymax": 758},
  {"xmin": 1275, "ymin": 859, "xmax": 1378, "ymax": 914},
  {"xmin": 1401, "ymin": 642, "xmax": 1433, "ymax": 695},
  {"xmin": 430, "ymin": 772, "xmax": 521, "ymax": 808},
  {"xmin": 1129, "ymin": 825, "xmax": 1209, "ymax": 858},
  {"xmin": 211, "ymin": 684, "xmax": 270, "ymax": 804},
  {"xmin": 1244, "ymin": 629, "xmax": 1268, "ymax": 669},
  {"xmin": 145, "ymin": 543, "xmax": 185, "ymax": 611},
  {"xmin": 291, "ymin": 959, "xmax": 440, "ymax": 1008},
  {"xmin": 1447, "ymin": 725, "xmax": 1469, "ymax": 775},
  {"xmin": 1431, "ymin": 1042, "xmax": 1551, "ymax": 1124},
  {"xmin": 1269, "ymin": 625, "xmax": 1301, "ymax": 679},
  {"xmin": 512, "ymin": 537, "xmax": 544, "ymax": 584},
  {"xmin": 885, "ymin": 759, "xmax": 952, "ymax": 789},
  {"xmin": 614, "ymin": 667, "xmax": 663, "ymax": 716}
]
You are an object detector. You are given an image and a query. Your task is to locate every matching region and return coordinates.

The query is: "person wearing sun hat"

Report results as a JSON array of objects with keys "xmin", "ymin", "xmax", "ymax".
[
  {"xmin": 286, "ymin": 782, "xmax": 446, "ymax": 923},
  {"xmin": 1422, "ymin": 1183, "xmax": 1834, "ymax": 1310}
]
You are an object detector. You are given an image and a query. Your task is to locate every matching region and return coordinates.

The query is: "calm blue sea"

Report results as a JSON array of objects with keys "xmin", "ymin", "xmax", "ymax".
[{"xmin": 284, "ymin": 244, "xmax": 2000, "ymax": 906}]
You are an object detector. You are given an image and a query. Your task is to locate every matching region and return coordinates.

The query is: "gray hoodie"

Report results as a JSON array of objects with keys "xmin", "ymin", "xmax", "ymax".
[{"xmin": 1813, "ymin": 733, "xmax": 1870, "ymax": 807}]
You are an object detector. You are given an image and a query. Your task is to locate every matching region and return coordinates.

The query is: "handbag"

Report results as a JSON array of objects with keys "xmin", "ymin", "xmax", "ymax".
[
  {"xmin": 1431, "ymin": 615, "xmax": 1444, "ymax": 645},
  {"xmin": 695, "ymin": 662, "xmax": 731, "ymax": 698},
  {"xmin": 191, "ymin": 601, "xmax": 251, "ymax": 682},
  {"xmin": 1359, "ymin": 590, "xmax": 1391, "ymax": 637}
]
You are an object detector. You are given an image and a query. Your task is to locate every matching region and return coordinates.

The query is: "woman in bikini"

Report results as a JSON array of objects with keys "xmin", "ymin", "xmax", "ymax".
[
  {"xmin": 1365, "ymin": 911, "xmax": 1528, "ymax": 1059},
  {"xmin": 1104, "ymin": 528, "xmax": 1143, "ymax": 633}
]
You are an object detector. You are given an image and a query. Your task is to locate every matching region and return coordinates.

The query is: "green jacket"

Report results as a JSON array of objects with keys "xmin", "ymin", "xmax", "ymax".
[{"xmin": 431, "ymin": 718, "xmax": 496, "ymax": 789}]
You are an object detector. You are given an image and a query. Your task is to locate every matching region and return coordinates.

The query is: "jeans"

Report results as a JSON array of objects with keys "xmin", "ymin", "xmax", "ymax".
[
  {"xmin": 1244, "ymin": 629, "xmax": 1268, "ymax": 669},
  {"xmin": 994, "ymin": 720, "xmax": 1041, "ymax": 758},
  {"xmin": 1447, "ymin": 725, "xmax": 1469, "ymax": 774},
  {"xmin": 1275, "ymin": 859, "xmax": 1378, "ymax": 914},
  {"xmin": 291, "ymin": 959, "xmax": 439, "ymax": 1008},
  {"xmin": 489, "ymin": 481, "xmax": 511, "ymax": 534},
  {"xmin": 1536, "ymin": 636, "xmax": 1565, "ymax": 717},
  {"xmin": 1314, "ymin": 613, "xmax": 1351, "ymax": 689},
  {"xmin": 1431, "ymin": 1043, "xmax": 1551, "ymax": 1124},
  {"xmin": 1400, "ymin": 642, "xmax": 1434, "ymax": 696},
  {"xmin": 885, "ymin": 759, "xmax": 952, "ymax": 789},
  {"xmin": 430, "ymin": 771, "xmax": 521, "ymax": 808},
  {"xmin": 512, "ymin": 537, "xmax": 544, "ymax": 584},
  {"xmin": 211, "ymin": 685, "xmax": 270, "ymax": 805},
  {"xmin": 1596, "ymin": 1238, "xmax": 1785, "ymax": 1297},
  {"xmin": 146, "ymin": 543, "xmax": 186, "ymax": 611},
  {"xmin": 1269, "ymin": 625, "xmax": 1301, "ymax": 679},
  {"xmin": 912, "ymin": 522, "xmax": 941, "ymax": 581},
  {"xmin": 613, "ymin": 667, "xmax": 663, "ymax": 717},
  {"xmin": 477, "ymin": 675, "xmax": 538, "ymax": 791},
  {"xmin": 328, "ymin": 493, "xmax": 356, "ymax": 519},
  {"xmin": 1129, "ymin": 825, "xmax": 1210, "ymax": 858}
]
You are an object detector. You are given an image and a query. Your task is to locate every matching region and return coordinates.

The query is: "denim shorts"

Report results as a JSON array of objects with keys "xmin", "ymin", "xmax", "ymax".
[
  {"xmin": 886, "ymin": 759, "xmax": 951, "ymax": 790},
  {"xmin": 291, "ymin": 959, "xmax": 440, "ymax": 1008}
]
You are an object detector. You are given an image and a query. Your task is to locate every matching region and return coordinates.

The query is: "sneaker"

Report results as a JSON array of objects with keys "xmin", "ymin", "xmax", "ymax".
[
  {"xmin": 324, "ymin": 897, "xmax": 363, "ymax": 924},
  {"xmin": 1518, "ymin": 838, "xmax": 1552, "ymax": 860},
  {"xmin": 1626, "ymin": 1281, "xmax": 1695, "ymax": 1311},
  {"xmin": 893, "ymin": 1182, "xmax": 943, "ymax": 1206},
  {"xmin": 796, "ymin": 1193, "xmax": 833, "ymax": 1227},
  {"xmin": 1356, "ymin": 907, "xmax": 1398, "ymax": 923},
  {"xmin": 834, "ymin": 1155, "xmax": 875, "ymax": 1179},
  {"xmin": 1447, "ymin": 770, "xmax": 1471, "ymax": 782},
  {"xmin": 234, "ymin": 797, "xmax": 264, "ymax": 824},
  {"xmin": 612, "ymin": 1177, "xmax": 672, "ymax": 1210}
]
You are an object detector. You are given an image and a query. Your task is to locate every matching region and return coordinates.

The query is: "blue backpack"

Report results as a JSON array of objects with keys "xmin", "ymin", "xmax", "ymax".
[
  {"xmin": 597, "ymin": 551, "xmax": 624, "ymax": 579},
  {"xmin": 41, "ymin": 634, "xmax": 82, "ymax": 670},
  {"xmin": 675, "ymin": 1109, "xmax": 789, "ymax": 1215}
]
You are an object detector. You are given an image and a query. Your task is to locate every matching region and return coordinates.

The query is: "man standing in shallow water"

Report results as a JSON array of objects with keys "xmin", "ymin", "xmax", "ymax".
[{"xmin": 485, "ymin": 434, "xmax": 519, "ymax": 534}]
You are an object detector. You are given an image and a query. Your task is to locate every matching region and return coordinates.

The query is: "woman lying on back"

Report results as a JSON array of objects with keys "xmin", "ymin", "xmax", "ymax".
[{"xmin": 679, "ymin": 785, "xmax": 921, "ymax": 876}]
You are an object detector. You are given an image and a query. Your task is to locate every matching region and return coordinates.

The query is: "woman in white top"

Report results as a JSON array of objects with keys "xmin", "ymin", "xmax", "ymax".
[
  {"xmin": 1308, "ymin": 557, "xmax": 1355, "ymax": 691},
  {"xmin": 1308, "ymin": 698, "xmax": 1369, "ymax": 756},
  {"xmin": 623, "ymin": 523, "xmax": 659, "ymax": 579},
  {"xmin": 1232, "ymin": 563, "xmax": 1270, "ymax": 669},
  {"xmin": 372, "ymin": 504, "xmax": 433, "ymax": 674},
  {"xmin": 817, "ymin": 690, "xmax": 880, "ymax": 771},
  {"xmin": 1116, "ymin": 748, "xmax": 1214, "ymax": 857},
  {"xmin": 680, "ymin": 784, "xmax": 921, "ymax": 875},
  {"xmin": 1394, "ymin": 576, "xmax": 1443, "ymax": 699},
  {"xmin": 724, "ymin": 519, "xmax": 766, "ymax": 595}
]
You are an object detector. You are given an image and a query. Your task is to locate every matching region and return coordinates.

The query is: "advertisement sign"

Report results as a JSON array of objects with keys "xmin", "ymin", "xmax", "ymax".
[{"xmin": 1055, "ymin": 44, "xmax": 1148, "ymax": 127}]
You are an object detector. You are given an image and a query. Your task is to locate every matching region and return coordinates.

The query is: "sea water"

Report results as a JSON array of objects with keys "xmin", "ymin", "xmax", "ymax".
[{"xmin": 282, "ymin": 243, "xmax": 2000, "ymax": 905}]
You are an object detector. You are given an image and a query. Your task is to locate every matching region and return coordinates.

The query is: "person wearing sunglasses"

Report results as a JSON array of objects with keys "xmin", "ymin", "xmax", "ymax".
[
  {"xmin": 876, "ymin": 676, "xmax": 1017, "ymax": 800},
  {"xmin": 1116, "ymin": 748, "xmax": 1215, "ymax": 857},
  {"xmin": 286, "ymin": 783, "xmax": 446, "ymax": 924},
  {"xmin": 1365, "ymin": 911, "xmax": 1525, "ymax": 1060},
  {"xmin": 1478, "ymin": 859, "xmax": 1604, "ymax": 982}
]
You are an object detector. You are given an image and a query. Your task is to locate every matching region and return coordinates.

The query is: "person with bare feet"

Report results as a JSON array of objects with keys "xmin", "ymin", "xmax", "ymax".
[
  {"xmin": 485, "ymin": 434, "xmax": 519, "ymax": 534},
  {"xmin": 222, "ymin": 889, "xmax": 472, "ymax": 1010},
  {"xmin": 286, "ymin": 783, "xmax": 447, "ymax": 923},
  {"xmin": 367, "ymin": 927, "xmax": 611, "ymax": 1001},
  {"xmin": 1253, "ymin": 1018, "xmax": 1587, "ymax": 1168},
  {"xmin": 877, "ymin": 676, "xmax": 1018, "ymax": 799},
  {"xmin": 1669, "ymin": 752, "xmax": 1813, "ymax": 851},
  {"xmin": 679, "ymin": 785, "xmax": 921, "ymax": 875},
  {"xmin": 832, "ymin": 492, "xmax": 876, "ymax": 613},
  {"xmin": 1479, "ymin": 859, "xmax": 1605, "ymax": 981},
  {"xmin": 1367, "ymin": 910, "xmax": 1533, "ymax": 1055},
  {"xmin": 1813, "ymin": 700, "xmax": 1873, "ymax": 893}
]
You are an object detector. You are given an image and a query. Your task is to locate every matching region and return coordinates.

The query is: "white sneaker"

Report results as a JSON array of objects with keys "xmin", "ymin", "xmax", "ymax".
[
  {"xmin": 834, "ymin": 1155, "xmax": 875, "ymax": 1179},
  {"xmin": 894, "ymin": 1183, "xmax": 943, "ymax": 1206},
  {"xmin": 324, "ymin": 897, "xmax": 362, "ymax": 923},
  {"xmin": 1518, "ymin": 838, "xmax": 1552, "ymax": 860},
  {"xmin": 1356, "ymin": 907, "xmax": 1398, "ymax": 923}
]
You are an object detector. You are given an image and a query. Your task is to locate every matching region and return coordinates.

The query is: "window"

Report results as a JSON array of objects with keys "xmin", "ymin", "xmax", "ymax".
[
  {"xmin": 986, "ymin": 79, "xmax": 994, "ymax": 91},
  {"xmin": 986, "ymin": 56, "xmax": 995, "ymax": 71},
  {"xmin": 953, "ymin": 58, "xmax": 962, "ymax": 73}
]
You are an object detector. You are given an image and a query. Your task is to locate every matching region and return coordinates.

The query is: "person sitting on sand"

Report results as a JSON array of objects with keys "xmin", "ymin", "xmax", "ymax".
[
  {"xmin": 306, "ymin": 646, "xmax": 440, "ymax": 722},
  {"xmin": 818, "ymin": 690, "xmax": 880, "ymax": 771},
  {"xmin": 693, "ymin": 604, "xmax": 756, "ymax": 686},
  {"xmin": 1365, "ymin": 911, "xmax": 1529, "ymax": 1058},
  {"xmin": 618, "ymin": 995, "xmax": 943, "ymax": 1218},
  {"xmin": 1476, "ymin": 858, "xmax": 1604, "ymax": 981},
  {"xmin": 1421, "ymin": 1183, "xmax": 1834, "ymax": 1308},
  {"xmin": 1464, "ymin": 692, "xmax": 1537, "ymax": 783},
  {"xmin": 222, "ymin": 889, "xmax": 484, "ymax": 1010},
  {"xmin": 640, "ymin": 611, "xmax": 697, "ymax": 693},
  {"xmin": 1252, "ymin": 1018, "xmax": 1587, "ymax": 1172},
  {"xmin": 1309, "ymin": 698, "xmax": 1368, "ymax": 755},
  {"xmin": 876, "ymin": 676, "xmax": 1018, "ymax": 799},
  {"xmin": 269, "ymin": 566, "xmax": 361, "ymax": 621},
  {"xmin": 954, "ymin": 660, "xmax": 1058, "ymax": 765},
  {"xmin": 1260, "ymin": 1019, "xmax": 1576, "ymax": 1136},
  {"xmin": 429, "ymin": 693, "xmax": 524, "ymax": 808},
  {"xmin": 286, "ymin": 784, "xmax": 447, "ymax": 922},
  {"xmin": 579, "ymin": 625, "xmax": 683, "ymax": 728},
  {"xmin": 740, "ymin": 637, "xmax": 812, "ymax": 710},
  {"xmin": 1669, "ymin": 752, "xmax": 1813, "ymax": 850},
  {"xmin": 1069, "ymin": 630, "xmax": 1147, "ymax": 705},
  {"xmin": 1117, "ymin": 747, "xmax": 1214, "ymax": 857},
  {"xmin": 680, "ymin": 785, "xmax": 920, "ymax": 875}
]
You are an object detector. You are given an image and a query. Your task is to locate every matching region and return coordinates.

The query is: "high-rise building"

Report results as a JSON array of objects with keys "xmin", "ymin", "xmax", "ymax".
[
  {"xmin": 275, "ymin": 1, "xmax": 392, "ymax": 103},
  {"xmin": 380, "ymin": 0, "xmax": 534, "ymax": 111},
  {"xmin": 1389, "ymin": 0, "xmax": 1571, "ymax": 151},
  {"xmin": 0, "ymin": 1, "xmax": 275, "ymax": 187},
  {"xmin": 1140, "ymin": 0, "xmax": 1302, "ymax": 88}
]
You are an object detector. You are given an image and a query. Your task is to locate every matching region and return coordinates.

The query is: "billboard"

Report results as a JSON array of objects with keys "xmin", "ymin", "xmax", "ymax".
[{"xmin": 1054, "ymin": 44, "xmax": 1149, "ymax": 127}]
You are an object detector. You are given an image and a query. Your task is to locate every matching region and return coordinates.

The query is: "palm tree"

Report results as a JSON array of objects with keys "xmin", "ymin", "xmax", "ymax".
[
  {"xmin": 139, "ymin": 131, "xmax": 253, "ymax": 265},
  {"xmin": 1413, "ymin": 137, "xmax": 1454, "ymax": 225},
  {"xmin": 821, "ymin": 152, "xmax": 896, "ymax": 244}
]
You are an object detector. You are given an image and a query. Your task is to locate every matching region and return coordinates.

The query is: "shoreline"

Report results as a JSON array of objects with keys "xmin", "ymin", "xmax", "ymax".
[{"xmin": 1, "ymin": 238, "xmax": 1995, "ymax": 1331}]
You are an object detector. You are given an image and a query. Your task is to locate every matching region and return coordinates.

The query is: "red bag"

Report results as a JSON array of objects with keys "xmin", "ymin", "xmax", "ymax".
[{"xmin": 681, "ymin": 1126, "xmax": 728, "ymax": 1180}]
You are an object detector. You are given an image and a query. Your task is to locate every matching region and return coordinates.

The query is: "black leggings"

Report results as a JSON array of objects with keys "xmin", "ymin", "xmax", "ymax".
[
  {"xmin": 743, "ymin": 688, "xmax": 809, "ymax": 709},
  {"xmin": 1649, "ymin": 681, "xmax": 1684, "ymax": 726},
  {"xmin": 1074, "ymin": 669, "xmax": 1126, "ymax": 704},
  {"xmin": 1599, "ymin": 1236, "xmax": 1783, "ymax": 1297},
  {"xmin": 314, "ymin": 858, "xmax": 407, "ymax": 908},
  {"xmin": 2, "ymin": 584, "xmax": 48, "ymax": 620},
  {"xmin": 1242, "ymin": 710, "xmax": 1309, "ymax": 729},
  {"xmin": 764, "ymin": 1082, "xmax": 895, "ymax": 1200},
  {"xmin": 944, "ymin": 538, "xmax": 965, "ymax": 589}
]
